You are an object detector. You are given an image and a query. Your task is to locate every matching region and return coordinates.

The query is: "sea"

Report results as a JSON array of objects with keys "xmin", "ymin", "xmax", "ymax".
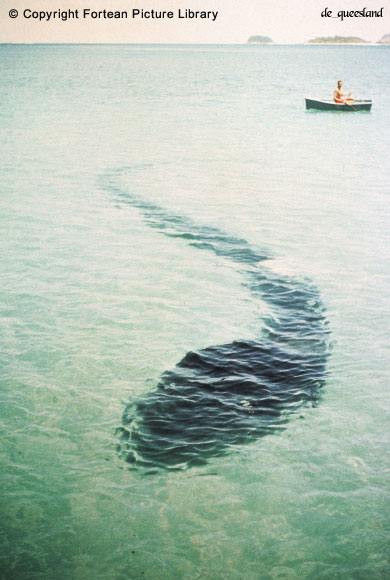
[{"xmin": 0, "ymin": 44, "xmax": 389, "ymax": 580}]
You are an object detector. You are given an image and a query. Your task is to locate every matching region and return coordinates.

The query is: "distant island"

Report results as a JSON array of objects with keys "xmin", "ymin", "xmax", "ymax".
[
  {"xmin": 243, "ymin": 34, "xmax": 390, "ymax": 45},
  {"xmin": 306, "ymin": 35, "xmax": 369, "ymax": 44},
  {"xmin": 247, "ymin": 36, "xmax": 273, "ymax": 44},
  {"xmin": 378, "ymin": 34, "xmax": 390, "ymax": 44}
]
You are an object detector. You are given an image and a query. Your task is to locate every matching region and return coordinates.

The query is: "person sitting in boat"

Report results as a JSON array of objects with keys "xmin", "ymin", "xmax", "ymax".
[{"xmin": 334, "ymin": 80, "xmax": 355, "ymax": 104}]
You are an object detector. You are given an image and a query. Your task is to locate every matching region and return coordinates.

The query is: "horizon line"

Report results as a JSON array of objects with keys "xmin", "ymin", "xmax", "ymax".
[{"xmin": 0, "ymin": 41, "xmax": 388, "ymax": 46}]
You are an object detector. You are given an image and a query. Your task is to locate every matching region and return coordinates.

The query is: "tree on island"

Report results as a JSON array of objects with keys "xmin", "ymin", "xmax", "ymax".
[
  {"xmin": 306, "ymin": 35, "xmax": 369, "ymax": 44},
  {"xmin": 247, "ymin": 35, "xmax": 273, "ymax": 44},
  {"xmin": 378, "ymin": 34, "xmax": 390, "ymax": 44}
]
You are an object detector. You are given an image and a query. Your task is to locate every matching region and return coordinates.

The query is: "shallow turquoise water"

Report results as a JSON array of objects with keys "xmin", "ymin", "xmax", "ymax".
[{"xmin": 1, "ymin": 44, "xmax": 389, "ymax": 579}]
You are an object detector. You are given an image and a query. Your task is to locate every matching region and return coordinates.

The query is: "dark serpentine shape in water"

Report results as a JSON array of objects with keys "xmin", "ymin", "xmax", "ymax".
[{"xmin": 103, "ymin": 168, "xmax": 330, "ymax": 471}]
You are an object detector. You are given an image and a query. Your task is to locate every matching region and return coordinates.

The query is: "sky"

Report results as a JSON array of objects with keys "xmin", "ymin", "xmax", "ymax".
[{"xmin": 1, "ymin": 0, "xmax": 389, "ymax": 43}]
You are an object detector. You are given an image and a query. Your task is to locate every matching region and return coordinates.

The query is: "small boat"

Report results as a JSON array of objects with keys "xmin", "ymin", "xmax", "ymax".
[{"xmin": 305, "ymin": 97, "xmax": 372, "ymax": 111}]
